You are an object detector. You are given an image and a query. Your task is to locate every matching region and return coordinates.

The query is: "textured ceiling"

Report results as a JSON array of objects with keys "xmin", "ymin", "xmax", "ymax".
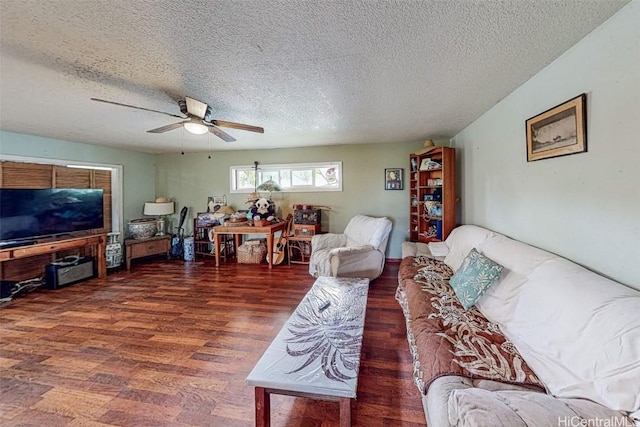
[{"xmin": 0, "ymin": 0, "xmax": 629, "ymax": 154}]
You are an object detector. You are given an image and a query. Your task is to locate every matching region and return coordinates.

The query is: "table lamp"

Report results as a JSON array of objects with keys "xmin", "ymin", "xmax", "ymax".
[{"xmin": 143, "ymin": 197, "xmax": 175, "ymax": 236}]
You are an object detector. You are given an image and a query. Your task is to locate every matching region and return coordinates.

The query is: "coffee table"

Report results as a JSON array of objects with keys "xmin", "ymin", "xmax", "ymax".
[{"xmin": 246, "ymin": 276, "xmax": 370, "ymax": 426}]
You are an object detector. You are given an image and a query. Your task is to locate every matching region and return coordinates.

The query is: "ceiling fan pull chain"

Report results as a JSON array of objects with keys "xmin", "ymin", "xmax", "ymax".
[{"xmin": 181, "ymin": 127, "xmax": 185, "ymax": 155}]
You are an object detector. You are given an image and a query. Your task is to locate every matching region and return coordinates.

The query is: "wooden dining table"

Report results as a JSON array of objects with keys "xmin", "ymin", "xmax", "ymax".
[{"xmin": 210, "ymin": 221, "xmax": 286, "ymax": 269}]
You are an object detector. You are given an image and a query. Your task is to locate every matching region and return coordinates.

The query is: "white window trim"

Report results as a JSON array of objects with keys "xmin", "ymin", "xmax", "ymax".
[{"xmin": 230, "ymin": 161, "xmax": 343, "ymax": 193}]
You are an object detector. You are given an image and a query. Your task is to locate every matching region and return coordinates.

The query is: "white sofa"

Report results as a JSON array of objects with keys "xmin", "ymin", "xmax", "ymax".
[
  {"xmin": 308, "ymin": 214, "xmax": 392, "ymax": 280},
  {"xmin": 399, "ymin": 225, "xmax": 639, "ymax": 427}
]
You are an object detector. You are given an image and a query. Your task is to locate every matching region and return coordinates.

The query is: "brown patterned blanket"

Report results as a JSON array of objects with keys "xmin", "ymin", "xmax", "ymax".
[{"xmin": 396, "ymin": 256, "xmax": 544, "ymax": 395}]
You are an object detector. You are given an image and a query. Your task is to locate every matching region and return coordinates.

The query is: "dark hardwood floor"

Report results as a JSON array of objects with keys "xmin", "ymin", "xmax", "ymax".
[{"xmin": 0, "ymin": 257, "xmax": 425, "ymax": 426}]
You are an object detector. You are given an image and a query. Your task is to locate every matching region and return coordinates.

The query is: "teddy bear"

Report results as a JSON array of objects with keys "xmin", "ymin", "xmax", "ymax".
[{"xmin": 249, "ymin": 197, "xmax": 275, "ymax": 221}]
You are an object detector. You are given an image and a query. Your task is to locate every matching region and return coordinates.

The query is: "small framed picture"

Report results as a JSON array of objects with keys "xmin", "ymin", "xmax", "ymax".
[
  {"xmin": 423, "ymin": 194, "xmax": 434, "ymax": 201},
  {"xmin": 385, "ymin": 168, "xmax": 403, "ymax": 190}
]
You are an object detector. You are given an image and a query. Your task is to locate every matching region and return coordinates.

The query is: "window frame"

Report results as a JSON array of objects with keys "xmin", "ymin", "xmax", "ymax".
[{"xmin": 229, "ymin": 161, "xmax": 343, "ymax": 193}]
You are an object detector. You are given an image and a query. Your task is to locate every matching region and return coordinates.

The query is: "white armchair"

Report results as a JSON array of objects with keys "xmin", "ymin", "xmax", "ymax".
[{"xmin": 308, "ymin": 215, "xmax": 392, "ymax": 280}]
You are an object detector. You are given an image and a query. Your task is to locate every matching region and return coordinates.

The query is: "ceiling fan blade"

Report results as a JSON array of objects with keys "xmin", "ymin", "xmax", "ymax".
[
  {"xmin": 147, "ymin": 121, "xmax": 186, "ymax": 133},
  {"xmin": 208, "ymin": 125, "xmax": 236, "ymax": 142},
  {"xmin": 90, "ymin": 98, "xmax": 185, "ymax": 119},
  {"xmin": 185, "ymin": 96, "xmax": 208, "ymax": 119},
  {"xmin": 211, "ymin": 120, "xmax": 264, "ymax": 134}
]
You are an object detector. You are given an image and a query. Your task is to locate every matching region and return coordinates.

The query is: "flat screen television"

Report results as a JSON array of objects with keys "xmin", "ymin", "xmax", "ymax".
[{"xmin": 0, "ymin": 188, "xmax": 104, "ymax": 242}]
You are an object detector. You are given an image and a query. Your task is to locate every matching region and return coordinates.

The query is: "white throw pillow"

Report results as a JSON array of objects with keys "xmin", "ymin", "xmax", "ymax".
[
  {"xmin": 428, "ymin": 241, "xmax": 449, "ymax": 257},
  {"xmin": 344, "ymin": 215, "xmax": 391, "ymax": 249},
  {"xmin": 443, "ymin": 225, "xmax": 499, "ymax": 271},
  {"xmin": 475, "ymin": 267, "xmax": 527, "ymax": 326},
  {"xmin": 475, "ymin": 234, "xmax": 557, "ymax": 326},
  {"xmin": 478, "ymin": 234, "xmax": 557, "ymax": 275}
]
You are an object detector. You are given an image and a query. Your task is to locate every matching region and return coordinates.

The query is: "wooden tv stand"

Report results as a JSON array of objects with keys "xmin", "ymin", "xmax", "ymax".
[{"xmin": 0, "ymin": 235, "xmax": 107, "ymax": 279}]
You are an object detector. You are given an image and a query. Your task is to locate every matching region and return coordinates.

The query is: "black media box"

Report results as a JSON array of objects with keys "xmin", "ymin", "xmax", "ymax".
[{"xmin": 45, "ymin": 256, "xmax": 96, "ymax": 290}]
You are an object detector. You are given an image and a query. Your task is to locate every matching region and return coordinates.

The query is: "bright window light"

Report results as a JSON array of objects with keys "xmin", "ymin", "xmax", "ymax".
[
  {"xmin": 67, "ymin": 165, "xmax": 113, "ymax": 171},
  {"xmin": 230, "ymin": 162, "xmax": 342, "ymax": 193}
]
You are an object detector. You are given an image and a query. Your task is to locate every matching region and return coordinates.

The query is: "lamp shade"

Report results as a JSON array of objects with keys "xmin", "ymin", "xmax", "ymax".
[
  {"xmin": 144, "ymin": 201, "xmax": 174, "ymax": 216},
  {"xmin": 256, "ymin": 179, "xmax": 283, "ymax": 192}
]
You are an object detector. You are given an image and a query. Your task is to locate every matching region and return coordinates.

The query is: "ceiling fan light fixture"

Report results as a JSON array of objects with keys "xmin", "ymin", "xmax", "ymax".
[
  {"xmin": 91, "ymin": 97, "xmax": 261, "ymax": 141},
  {"xmin": 183, "ymin": 119, "xmax": 208, "ymax": 135}
]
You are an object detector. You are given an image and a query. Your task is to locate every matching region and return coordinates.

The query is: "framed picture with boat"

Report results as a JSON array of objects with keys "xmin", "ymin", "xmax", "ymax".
[{"xmin": 526, "ymin": 93, "xmax": 587, "ymax": 162}]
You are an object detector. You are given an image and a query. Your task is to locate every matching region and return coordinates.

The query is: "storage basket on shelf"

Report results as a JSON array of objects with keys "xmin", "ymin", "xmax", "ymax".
[{"xmin": 237, "ymin": 240, "xmax": 267, "ymax": 264}]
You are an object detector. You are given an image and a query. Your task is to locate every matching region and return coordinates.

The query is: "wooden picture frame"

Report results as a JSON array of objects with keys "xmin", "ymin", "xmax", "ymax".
[
  {"xmin": 385, "ymin": 168, "xmax": 403, "ymax": 190},
  {"xmin": 526, "ymin": 93, "xmax": 587, "ymax": 162}
]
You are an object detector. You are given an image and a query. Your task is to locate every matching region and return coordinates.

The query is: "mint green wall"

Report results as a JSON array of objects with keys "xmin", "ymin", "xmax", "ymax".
[
  {"xmin": 0, "ymin": 129, "xmax": 442, "ymax": 260},
  {"xmin": 0, "ymin": 131, "xmax": 156, "ymax": 224},
  {"xmin": 155, "ymin": 142, "xmax": 425, "ymax": 259},
  {"xmin": 451, "ymin": 3, "xmax": 639, "ymax": 288}
]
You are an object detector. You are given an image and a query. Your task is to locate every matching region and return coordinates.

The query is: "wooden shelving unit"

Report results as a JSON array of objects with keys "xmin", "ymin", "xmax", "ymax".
[
  {"xmin": 409, "ymin": 147, "xmax": 456, "ymax": 242},
  {"xmin": 193, "ymin": 220, "xmax": 234, "ymax": 260}
]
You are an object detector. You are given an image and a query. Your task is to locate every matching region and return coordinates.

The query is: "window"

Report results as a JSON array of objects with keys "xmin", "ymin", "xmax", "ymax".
[{"xmin": 230, "ymin": 162, "xmax": 342, "ymax": 193}]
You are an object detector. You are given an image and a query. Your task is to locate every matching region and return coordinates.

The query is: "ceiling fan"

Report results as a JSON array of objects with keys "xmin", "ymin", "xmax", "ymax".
[{"xmin": 90, "ymin": 96, "xmax": 264, "ymax": 142}]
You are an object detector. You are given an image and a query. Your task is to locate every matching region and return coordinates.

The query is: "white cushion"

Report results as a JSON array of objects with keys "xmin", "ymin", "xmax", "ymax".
[
  {"xmin": 475, "ymin": 234, "xmax": 557, "ymax": 325},
  {"xmin": 475, "ymin": 268, "xmax": 528, "ymax": 325},
  {"xmin": 443, "ymin": 225, "xmax": 499, "ymax": 271},
  {"xmin": 500, "ymin": 258, "xmax": 640, "ymax": 413},
  {"xmin": 428, "ymin": 241, "xmax": 449, "ymax": 257},
  {"xmin": 478, "ymin": 234, "xmax": 557, "ymax": 275},
  {"xmin": 329, "ymin": 245, "xmax": 374, "ymax": 255},
  {"xmin": 401, "ymin": 241, "xmax": 448, "ymax": 261},
  {"xmin": 415, "ymin": 242, "xmax": 431, "ymax": 257},
  {"xmin": 448, "ymin": 388, "xmax": 632, "ymax": 427},
  {"xmin": 343, "ymin": 215, "xmax": 391, "ymax": 250}
]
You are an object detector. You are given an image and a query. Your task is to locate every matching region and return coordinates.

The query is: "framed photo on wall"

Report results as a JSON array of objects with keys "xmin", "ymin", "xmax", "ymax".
[
  {"xmin": 526, "ymin": 93, "xmax": 587, "ymax": 162},
  {"xmin": 385, "ymin": 168, "xmax": 403, "ymax": 190}
]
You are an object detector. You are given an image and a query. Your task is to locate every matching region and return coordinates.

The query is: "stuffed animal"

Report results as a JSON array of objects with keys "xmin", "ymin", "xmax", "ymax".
[{"xmin": 249, "ymin": 197, "xmax": 275, "ymax": 221}]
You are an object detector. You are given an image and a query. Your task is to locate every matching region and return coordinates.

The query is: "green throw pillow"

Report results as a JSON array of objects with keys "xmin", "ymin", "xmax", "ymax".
[{"xmin": 450, "ymin": 248, "xmax": 504, "ymax": 310}]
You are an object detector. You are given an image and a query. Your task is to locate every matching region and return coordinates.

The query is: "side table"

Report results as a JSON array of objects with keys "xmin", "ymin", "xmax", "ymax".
[{"xmin": 124, "ymin": 235, "xmax": 172, "ymax": 270}]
